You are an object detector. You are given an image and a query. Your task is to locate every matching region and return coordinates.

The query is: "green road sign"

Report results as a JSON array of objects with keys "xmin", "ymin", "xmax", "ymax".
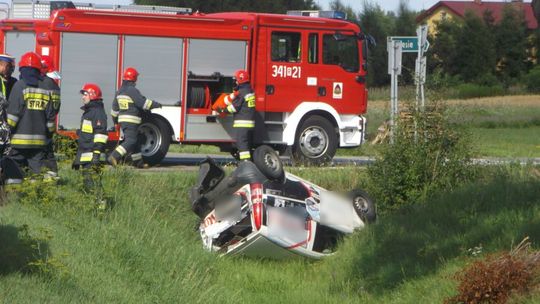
[{"xmin": 388, "ymin": 36, "xmax": 418, "ymax": 52}]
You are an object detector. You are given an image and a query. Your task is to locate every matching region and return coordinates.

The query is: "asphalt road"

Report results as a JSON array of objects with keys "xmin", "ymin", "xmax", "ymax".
[{"xmin": 147, "ymin": 152, "xmax": 540, "ymax": 171}]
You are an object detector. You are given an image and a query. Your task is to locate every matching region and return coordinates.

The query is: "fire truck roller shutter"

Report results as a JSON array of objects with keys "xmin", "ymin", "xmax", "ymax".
[
  {"xmin": 123, "ymin": 36, "xmax": 183, "ymax": 105},
  {"xmin": 187, "ymin": 39, "xmax": 247, "ymax": 77},
  {"xmin": 60, "ymin": 33, "xmax": 118, "ymax": 129},
  {"xmin": 123, "ymin": 36, "xmax": 183, "ymax": 165},
  {"xmin": 5, "ymin": 32, "xmax": 35, "ymax": 79}
]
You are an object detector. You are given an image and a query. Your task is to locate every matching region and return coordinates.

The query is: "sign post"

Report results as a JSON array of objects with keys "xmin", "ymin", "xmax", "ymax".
[
  {"xmin": 387, "ymin": 39, "xmax": 402, "ymax": 144},
  {"xmin": 387, "ymin": 25, "xmax": 430, "ymax": 143}
]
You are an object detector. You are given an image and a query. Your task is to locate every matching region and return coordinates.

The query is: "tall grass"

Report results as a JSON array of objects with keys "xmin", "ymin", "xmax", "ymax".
[{"xmin": 0, "ymin": 165, "xmax": 538, "ymax": 303}]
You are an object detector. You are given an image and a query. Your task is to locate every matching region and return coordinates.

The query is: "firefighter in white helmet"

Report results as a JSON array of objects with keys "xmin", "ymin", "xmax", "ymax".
[{"xmin": 219, "ymin": 70, "xmax": 256, "ymax": 161}]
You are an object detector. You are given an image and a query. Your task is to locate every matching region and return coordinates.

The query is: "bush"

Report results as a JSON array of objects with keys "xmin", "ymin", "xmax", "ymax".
[
  {"xmin": 366, "ymin": 102, "xmax": 475, "ymax": 213},
  {"xmin": 523, "ymin": 66, "xmax": 540, "ymax": 93},
  {"xmin": 452, "ymin": 83, "xmax": 505, "ymax": 99},
  {"xmin": 446, "ymin": 238, "xmax": 540, "ymax": 304}
]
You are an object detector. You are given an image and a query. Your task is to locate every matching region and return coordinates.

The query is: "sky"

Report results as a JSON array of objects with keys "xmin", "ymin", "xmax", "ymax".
[{"xmin": 89, "ymin": 0, "xmax": 532, "ymax": 13}]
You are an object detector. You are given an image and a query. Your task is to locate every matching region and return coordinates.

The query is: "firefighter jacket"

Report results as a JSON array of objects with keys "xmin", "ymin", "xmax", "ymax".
[
  {"xmin": 111, "ymin": 81, "xmax": 161, "ymax": 125},
  {"xmin": 7, "ymin": 78, "xmax": 56, "ymax": 149},
  {"xmin": 76, "ymin": 100, "xmax": 108, "ymax": 162},
  {"xmin": 225, "ymin": 83, "xmax": 256, "ymax": 128},
  {"xmin": 1, "ymin": 75, "xmax": 16, "ymax": 99},
  {"xmin": 42, "ymin": 76, "xmax": 61, "ymax": 118}
]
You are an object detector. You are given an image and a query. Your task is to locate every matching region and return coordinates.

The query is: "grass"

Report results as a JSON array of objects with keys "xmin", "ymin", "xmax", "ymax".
[
  {"xmin": 358, "ymin": 95, "xmax": 540, "ymax": 158},
  {"xmin": 1, "ymin": 164, "xmax": 539, "ymax": 303}
]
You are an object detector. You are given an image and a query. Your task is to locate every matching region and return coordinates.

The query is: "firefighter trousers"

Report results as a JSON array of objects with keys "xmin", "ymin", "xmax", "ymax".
[
  {"xmin": 110, "ymin": 122, "xmax": 143, "ymax": 167},
  {"xmin": 9, "ymin": 148, "xmax": 45, "ymax": 175},
  {"xmin": 43, "ymin": 138, "xmax": 58, "ymax": 173},
  {"xmin": 234, "ymin": 127, "xmax": 254, "ymax": 160}
]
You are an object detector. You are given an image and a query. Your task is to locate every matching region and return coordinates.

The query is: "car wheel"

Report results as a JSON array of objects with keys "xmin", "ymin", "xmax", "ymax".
[
  {"xmin": 139, "ymin": 116, "xmax": 171, "ymax": 166},
  {"xmin": 292, "ymin": 115, "xmax": 337, "ymax": 166},
  {"xmin": 252, "ymin": 145, "xmax": 284, "ymax": 181},
  {"xmin": 349, "ymin": 189, "xmax": 376, "ymax": 224}
]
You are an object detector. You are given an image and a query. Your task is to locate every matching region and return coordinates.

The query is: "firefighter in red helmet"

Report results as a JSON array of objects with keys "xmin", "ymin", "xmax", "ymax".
[
  {"xmin": 219, "ymin": 69, "xmax": 256, "ymax": 161},
  {"xmin": 6, "ymin": 52, "xmax": 56, "ymax": 177},
  {"xmin": 73, "ymin": 83, "xmax": 108, "ymax": 195},
  {"xmin": 108, "ymin": 67, "xmax": 162, "ymax": 167},
  {"xmin": 40, "ymin": 55, "xmax": 62, "ymax": 180}
]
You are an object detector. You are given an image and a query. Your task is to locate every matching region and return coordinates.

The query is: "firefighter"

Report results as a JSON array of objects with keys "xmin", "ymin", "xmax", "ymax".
[
  {"xmin": 108, "ymin": 67, "xmax": 162, "ymax": 168},
  {"xmin": 0, "ymin": 55, "xmax": 14, "ymax": 156},
  {"xmin": 73, "ymin": 83, "xmax": 108, "ymax": 193},
  {"xmin": 40, "ymin": 56, "xmax": 61, "ymax": 179},
  {"xmin": 0, "ymin": 54, "xmax": 17, "ymax": 99},
  {"xmin": 7, "ymin": 52, "xmax": 56, "ymax": 176},
  {"xmin": 219, "ymin": 69, "xmax": 256, "ymax": 161}
]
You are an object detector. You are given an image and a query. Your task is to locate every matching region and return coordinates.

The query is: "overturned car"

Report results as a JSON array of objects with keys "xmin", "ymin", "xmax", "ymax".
[{"xmin": 189, "ymin": 146, "xmax": 376, "ymax": 259}]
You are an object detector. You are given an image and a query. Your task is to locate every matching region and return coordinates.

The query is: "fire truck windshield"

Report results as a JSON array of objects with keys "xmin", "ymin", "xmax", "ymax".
[{"xmin": 322, "ymin": 34, "xmax": 360, "ymax": 73}]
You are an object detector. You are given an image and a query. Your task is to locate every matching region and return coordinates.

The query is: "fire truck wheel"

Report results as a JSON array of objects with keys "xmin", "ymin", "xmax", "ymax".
[
  {"xmin": 252, "ymin": 145, "xmax": 284, "ymax": 182},
  {"xmin": 139, "ymin": 116, "xmax": 171, "ymax": 166},
  {"xmin": 292, "ymin": 115, "xmax": 337, "ymax": 165},
  {"xmin": 349, "ymin": 189, "xmax": 376, "ymax": 224}
]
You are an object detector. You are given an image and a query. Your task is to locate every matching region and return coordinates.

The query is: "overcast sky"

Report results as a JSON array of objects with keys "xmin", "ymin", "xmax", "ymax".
[{"xmin": 89, "ymin": 0, "xmax": 533, "ymax": 13}]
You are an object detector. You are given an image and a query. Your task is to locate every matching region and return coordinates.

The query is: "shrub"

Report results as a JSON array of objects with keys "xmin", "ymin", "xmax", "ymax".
[
  {"xmin": 446, "ymin": 238, "xmax": 540, "ymax": 304},
  {"xmin": 53, "ymin": 133, "xmax": 78, "ymax": 161},
  {"xmin": 452, "ymin": 83, "xmax": 505, "ymax": 99},
  {"xmin": 523, "ymin": 66, "xmax": 540, "ymax": 93},
  {"xmin": 366, "ymin": 102, "xmax": 475, "ymax": 213}
]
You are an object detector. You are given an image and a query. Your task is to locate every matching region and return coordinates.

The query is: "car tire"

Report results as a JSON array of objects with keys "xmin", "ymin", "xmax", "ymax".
[
  {"xmin": 292, "ymin": 115, "xmax": 337, "ymax": 166},
  {"xmin": 139, "ymin": 116, "xmax": 171, "ymax": 166},
  {"xmin": 349, "ymin": 189, "xmax": 376, "ymax": 224},
  {"xmin": 252, "ymin": 145, "xmax": 285, "ymax": 181}
]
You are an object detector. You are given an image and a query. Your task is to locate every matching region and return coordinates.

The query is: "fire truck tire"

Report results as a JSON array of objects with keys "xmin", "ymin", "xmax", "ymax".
[
  {"xmin": 292, "ymin": 115, "xmax": 337, "ymax": 165},
  {"xmin": 252, "ymin": 145, "xmax": 284, "ymax": 182},
  {"xmin": 349, "ymin": 189, "xmax": 376, "ymax": 224},
  {"xmin": 139, "ymin": 116, "xmax": 171, "ymax": 166}
]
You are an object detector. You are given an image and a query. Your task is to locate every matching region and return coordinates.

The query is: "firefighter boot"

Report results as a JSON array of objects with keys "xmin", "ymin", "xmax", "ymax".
[{"xmin": 107, "ymin": 152, "xmax": 120, "ymax": 167}]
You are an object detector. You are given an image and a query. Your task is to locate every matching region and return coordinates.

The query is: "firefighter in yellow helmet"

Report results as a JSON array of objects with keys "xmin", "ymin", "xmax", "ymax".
[{"xmin": 220, "ymin": 69, "xmax": 256, "ymax": 161}]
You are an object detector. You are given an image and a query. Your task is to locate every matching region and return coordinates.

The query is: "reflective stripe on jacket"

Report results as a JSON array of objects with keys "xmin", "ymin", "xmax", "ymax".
[
  {"xmin": 77, "ymin": 100, "xmax": 108, "ymax": 154},
  {"xmin": 7, "ymin": 79, "xmax": 55, "ymax": 148},
  {"xmin": 227, "ymin": 83, "xmax": 256, "ymax": 129},
  {"xmin": 111, "ymin": 81, "xmax": 160, "ymax": 125}
]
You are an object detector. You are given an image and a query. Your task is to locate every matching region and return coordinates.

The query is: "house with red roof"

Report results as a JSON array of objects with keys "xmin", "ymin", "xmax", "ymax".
[{"xmin": 416, "ymin": 0, "xmax": 538, "ymax": 34}]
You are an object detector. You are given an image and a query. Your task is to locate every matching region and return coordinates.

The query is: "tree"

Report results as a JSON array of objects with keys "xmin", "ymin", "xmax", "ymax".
[
  {"xmin": 494, "ymin": 4, "xmax": 529, "ymax": 85},
  {"xmin": 358, "ymin": 1, "xmax": 394, "ymax": 87},
  {"xmin": 428, "ymin": 18, "xmax": 461, "ymax": 78},
  {"xmin": 452, "ymin": 11, "xmax": 496, "ymax": 83},
  {"xmin": 394, "ymin": 0, "xmax": 417, "ymax": 85}
]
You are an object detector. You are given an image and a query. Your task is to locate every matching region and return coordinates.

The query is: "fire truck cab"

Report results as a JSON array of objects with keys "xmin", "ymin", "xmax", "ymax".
[{"xmin": 0, "ymin": 1, "xmax": 368, "ymax": 165}]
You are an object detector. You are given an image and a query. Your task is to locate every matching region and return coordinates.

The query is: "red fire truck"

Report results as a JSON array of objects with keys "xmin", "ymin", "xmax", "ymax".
[{"xmin": 0, "ymin": 1, "xmax": 368, "ymax": 165}]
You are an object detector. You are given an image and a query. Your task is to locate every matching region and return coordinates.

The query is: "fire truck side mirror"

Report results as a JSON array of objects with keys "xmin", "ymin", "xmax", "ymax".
[{"xmin": 333, "ymin": 32, "xmax": 346, "ymax": 41}]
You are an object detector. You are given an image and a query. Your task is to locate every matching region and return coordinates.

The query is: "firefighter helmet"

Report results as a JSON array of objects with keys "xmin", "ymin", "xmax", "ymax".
[
  {"xmin": 19, "ymin": 52, "xmax": 42, "ymax": 70},
  {"xmin": 0, "ymin": 54, "xmax": 15, "ymax": 64},
  {"xmin": 19, "ymin": 52, "xmax": 41, "ymax": 70},
  {"xmin": 80, "ymin": 83, "xmax": 102, "ymax": 100},
  {"xmin": 40, "ymin": 56, "xmax": 54, "ymax": 74},
  {"xmin": 234, "ymin": 70, "xmax": 249, "ymax": 84},
  {"xmin": 123, "ymin": 67, "xmax": 139, "ymax": 81}
]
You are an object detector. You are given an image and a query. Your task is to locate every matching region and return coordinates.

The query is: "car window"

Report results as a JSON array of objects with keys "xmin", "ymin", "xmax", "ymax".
[
  {"xmin": 322, "ymin": 34, "xmax": 359, "ymax": 72},
  {"xmin": 271, "ymin": 31, "xmax": 301, "ymax": 63}
]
